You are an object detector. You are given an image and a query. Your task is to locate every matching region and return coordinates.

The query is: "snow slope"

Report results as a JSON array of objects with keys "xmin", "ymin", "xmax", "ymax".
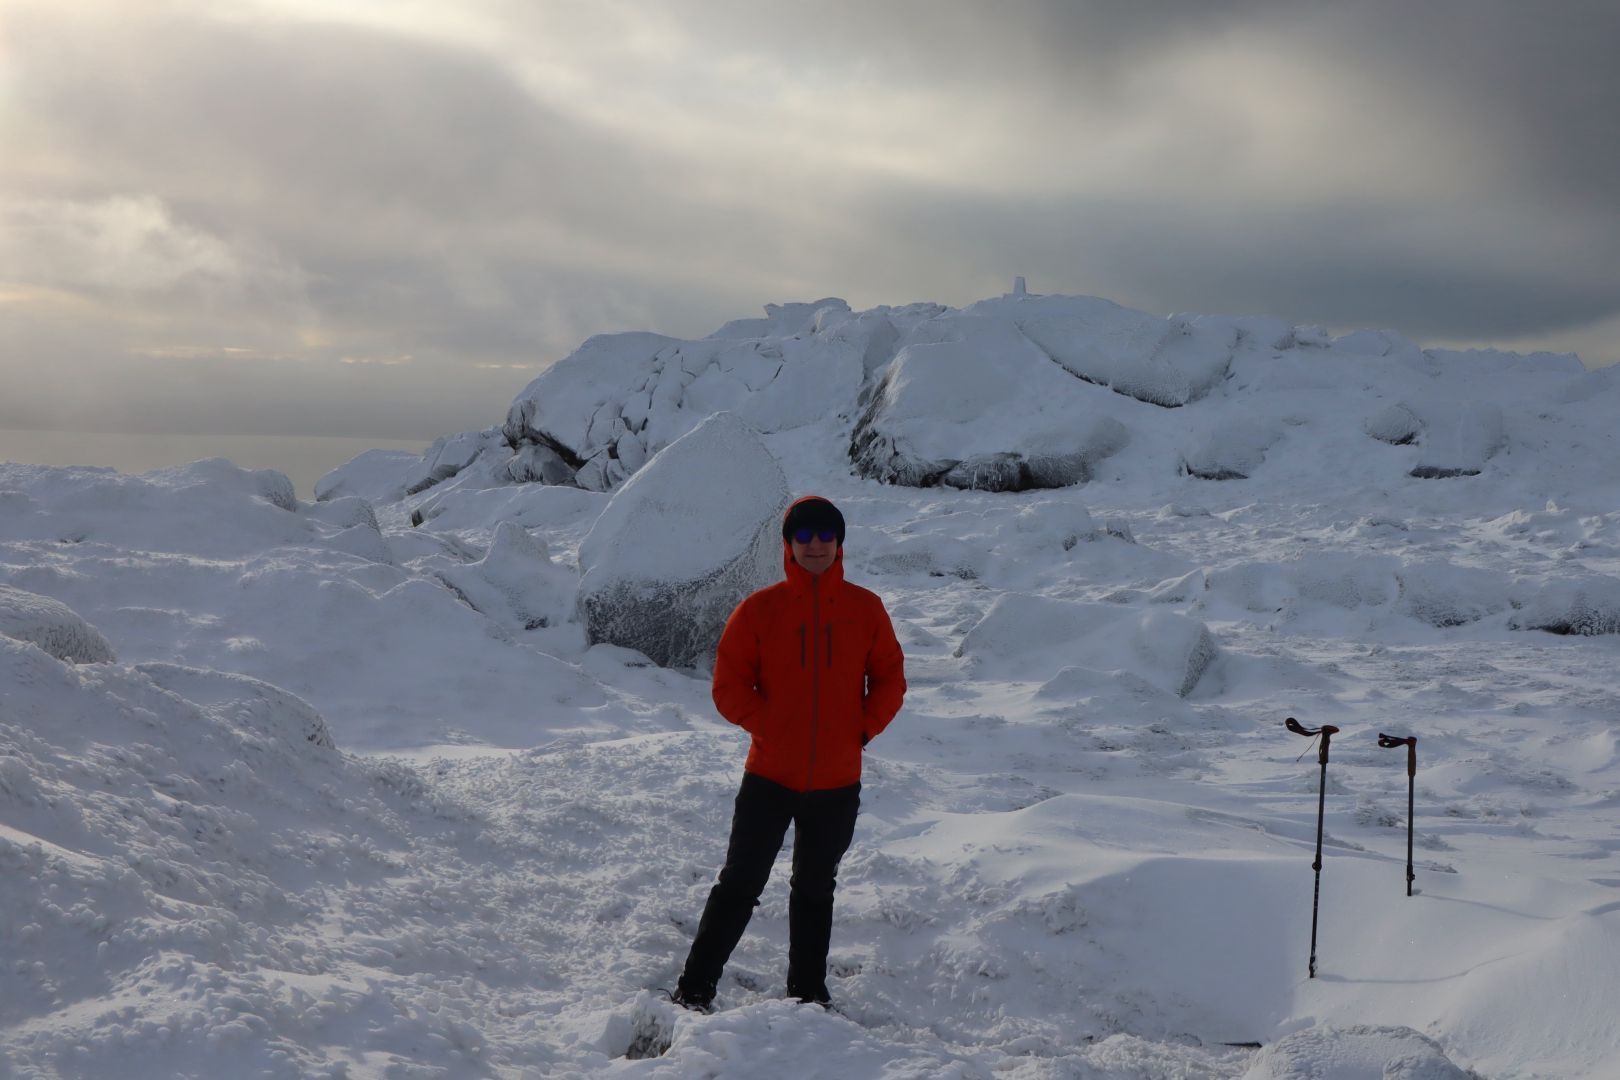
[{"xmin": 4, "ymin": 289, "xmax": 1620, "ymax": 1078}]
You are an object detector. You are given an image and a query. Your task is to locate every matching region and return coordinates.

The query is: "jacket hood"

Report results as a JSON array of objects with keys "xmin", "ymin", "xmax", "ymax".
[{"xmin": 781, "ymin": 495, "xmax": 844, "ymax": 586}]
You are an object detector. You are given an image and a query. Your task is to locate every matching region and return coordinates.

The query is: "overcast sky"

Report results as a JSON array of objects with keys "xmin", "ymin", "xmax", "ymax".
[{"xmin": 3, "ymin": 0, "xmax": 1617, "ymax": 441}]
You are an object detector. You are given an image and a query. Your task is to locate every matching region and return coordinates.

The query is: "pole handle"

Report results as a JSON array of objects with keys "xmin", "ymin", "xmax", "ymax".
[
  {"xmin": 1378, "ymin": 732, "xmax": 1418, "ymax": 777},
  {"xmin": 1288, "ymin": 718, "xmax": 1338, "ymax": 764}
]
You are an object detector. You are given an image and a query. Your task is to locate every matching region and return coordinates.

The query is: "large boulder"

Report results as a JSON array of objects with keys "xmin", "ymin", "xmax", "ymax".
[
  {"xmin": 849, "ymin": 316, "xmax": 1129, "ymax": 492},
  {"xmin": 503, "ymin": 303, "xmax": 874, "ymax": 491},
  {"xmin": 1182, "ymin": 418, "xmax": 1282, "ymax": 480},
  {"xmin": 955, "ymin": 594, "xmax": 1218, "ymax": 697},
  {"xmin": 1408, "ymin": 401, "xmax": 1505, "ymax": 478},
  {"xmin": 314, "ymin": 448, "xmax": 425, "ymax": 503},
  {"xmin": 1509, "ymin": 576, "xmax": 1620, "ymax": 636},
  {"xmin": 576, "ymin": 412, "xmax": 790, "ymax": 668},
  {"xmin": 0, "ymin": 585, "xmax": 116, "ymax": 664},
  {"xmin": 436, "ymin": 520, "xmax": 577, "ymax": 631},
  {"xmin": 1008, "ymin": 295, "xmax": 1236, "ymax": 407}
]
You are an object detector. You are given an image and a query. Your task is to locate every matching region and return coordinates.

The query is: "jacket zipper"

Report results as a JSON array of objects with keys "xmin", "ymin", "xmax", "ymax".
[
  {"xmin": 806, "ymin": 577, "xmax": 821, "ymax": 790},
  {"xmin": 799, "ymin": 625, "xmax": 806, "ymax": 667}
]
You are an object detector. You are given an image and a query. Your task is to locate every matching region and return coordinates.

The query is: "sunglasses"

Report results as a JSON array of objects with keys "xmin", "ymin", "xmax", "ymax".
[{"xmin": 792, "ymin": 527, "xmax": 838, "ymax": 544}]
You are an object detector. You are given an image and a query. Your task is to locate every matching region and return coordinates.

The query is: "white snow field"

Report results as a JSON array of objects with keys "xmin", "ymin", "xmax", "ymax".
[{"xmin": 4, "ymin": 289, "xmax": 1620, "ymax": 1079}]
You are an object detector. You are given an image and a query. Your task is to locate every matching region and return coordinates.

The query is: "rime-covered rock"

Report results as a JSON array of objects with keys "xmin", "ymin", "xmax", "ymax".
[
  {"xmin": 315, "ymin": 448, "xmax": 425, "ymax": 503},
  {"xmin": 136, "ymin": 663, "xmax": 337, "ymax": 751},
  {"xmin": 1242, "ymin": 1024, "xmax": 1480, "ymax": 1080},
  {"xmin": 575, "ymin": 412, "xmax": 789, "ymax": 667},
  {"xmin": 503, "ymin": 304, "xmax": 873, "ymax": 491},
  {"xmin": 955, "ymin": 594, "xmax": 1218, "ymax": 697},
  {"xmin": 437, "ymin": 521, "xmax": 577, "ymax": 631},
  {"xmin": 849, "ymin": 316, "xmax": 1129, "ymax": 492},
  {"xmin": 1009, "ymin": 295, "xmax": 1236, "ymax": 407},
  {"xmin": 1409, "ymin": 401, "xmax": 1505, "ymax": 478},
  {"xmin": 1509, "ymin": 576, "xmax": 1620, "ymax": 636},
  {"xmin": 403, "ymin": 429, "xmax": 509, "ymax": 495},
  {"xmin": 1396, "ymin": 561, "xmax": 1510, "ymax": 628},
  {"xmin": 1364, "ymin": 403, "xmax": 1423, "ymax": 445},
  {"xmin": 0, "ymin": 585, "xmax": 116, "ymax": 664},
  {"xmin": 1183, "ymin": 418, "xmax": 1281, "ymax": 480}
]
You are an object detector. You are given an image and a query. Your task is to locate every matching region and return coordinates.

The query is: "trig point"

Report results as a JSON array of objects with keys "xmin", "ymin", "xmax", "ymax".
[{"xmin": 1013, "ymin": 276, "xmax": 1027, "ymax": 297}]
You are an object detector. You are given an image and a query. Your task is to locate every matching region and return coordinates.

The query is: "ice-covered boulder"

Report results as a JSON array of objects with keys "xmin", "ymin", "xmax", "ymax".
[
  {"xmin": 1409, "ymin": 401, "xmax": 1505, "ymax": 478},
  {"xmin": 503, "ymin": 303, "xmax": 869, "ymax": 491},
  {"xmin": 1182, "ymin": 418, "xmax": 1281, "ymax": 480},
  {"xmin": 1242, "ymin": 1024, "xmax": 1480, "ymax": 1079},
  {"xmin": 1395, "ymin": 561, "xmax": 1510, "ymax": 628},
  {"xmin": 1509, "ymin": 576, "xmax": 1620, "ymax": 636},
  {"xmin": 136, "ymin": 663, "xmax": 337, "ymax": 751},
  {"xmin": 399, "ymin": 428, "xmax": 509, "ymax": 496},
  {"xmin": 0, "ymin": 585, "xmax": 116, "ymax": 664},
  {"xmin": 849, "ymin": 316, "xmax": 1129, "ymax": 492},
  {"xmin": 301, "ymin": 495, "xmax": 394, "ymax": 564},
  {"xmin": 1207, "ymin": 556, "xmax": 1400, "ymax": 617},
  {"xmin": 315, "ymin": 448, "xmax": 425, "ymax": 503},
  {"xmin": 437, "ymin": 521, "xmax": 577, "ymax": 631},
  {"xmin": 1364, "ymin": 403, "xmax": 1422, "ymax": 446},
  {"xmin": 576, "ymin": 412, "xmax": 790, "ymax": 668},
  {"xmin": 1008, "ymin": 295, "xmax": 1235, "ymax": 407},
  {"xmin": 956, "ymin": 594, "xmax": 1218, "ymax": 697}
]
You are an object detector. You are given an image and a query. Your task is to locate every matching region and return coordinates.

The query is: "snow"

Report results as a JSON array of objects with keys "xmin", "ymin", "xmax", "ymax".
[{"xmin": 6, "ymin": 287, "xmax": 1620, "ymax": 1078}]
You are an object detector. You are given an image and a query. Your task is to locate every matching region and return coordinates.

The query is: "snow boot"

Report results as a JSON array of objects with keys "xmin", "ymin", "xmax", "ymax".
[{"xmin": 670, "ymin": 979, "xmax": 716, "ymax": 1014}]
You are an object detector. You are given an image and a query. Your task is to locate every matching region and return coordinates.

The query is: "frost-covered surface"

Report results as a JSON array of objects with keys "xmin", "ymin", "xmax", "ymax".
[
  {"xmin": 0, "ymin": 584, "xmax": 116, "ymax": 664},
  {"xmin": 5, "ymin": 289, "xmax": 1620, "ymax": 1078}
]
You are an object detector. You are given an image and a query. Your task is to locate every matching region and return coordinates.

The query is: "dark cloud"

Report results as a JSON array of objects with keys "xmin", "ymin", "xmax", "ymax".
[{"xmin": 3, "ymin": 0, "xmax": 1617, "ymax": 449}]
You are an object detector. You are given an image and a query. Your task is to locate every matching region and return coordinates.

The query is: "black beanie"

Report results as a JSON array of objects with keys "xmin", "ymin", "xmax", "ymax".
[{"xmin": 782, "ymin": 497, "xmax": 846, "ymax": 546}]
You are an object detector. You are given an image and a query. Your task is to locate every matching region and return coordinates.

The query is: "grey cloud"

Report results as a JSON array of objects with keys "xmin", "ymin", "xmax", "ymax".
[
  {"xmin": 862, "ymin": 189, "xmax": 1620, "ymax": 343},
  {"xmin": 5, "ymin": 0, "xmax": 1618, "ymax": 452}
]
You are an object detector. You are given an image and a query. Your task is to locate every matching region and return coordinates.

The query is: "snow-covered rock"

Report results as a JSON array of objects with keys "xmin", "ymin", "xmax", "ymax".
[
  {"xmin": 136, "ymin": 662, "xmax": 337, "ymax": 750},
  {"xmin": 1009, "ymin": 296, "xmax": 1236, "ymax": 407},
  {"xmin": 401, "ymin": 428, "xmax": 509, "ymax": 495},
  {"xmin": 849, "ymin": 315, "xmax": 1129, "ymax": 491},
  {"xmin": 0, "ymin": 459, "xmax": 313, "ymax": 558},
  {"xmin": 0, "ymin": 585, "xmax": 116, "ymax": 664},
  {"xmin": 1208, "ymin": 556, "xmax": 1401, "ymax": 617},
  {"xmin": 315, "ymin": 447, "xmax": 425, "ymax": 503},
  {"xmin": 1509, "ymin": 576, "xmax": 1620, "ymax": 636},
  {"xmin": 1395, "ymin": 561, "xmax": 1510, "ymax": 628},
  {"xmin": 503, "ymin": 304, "xmax": 867, "ymax": 491},
  {"xmin": 1242, "ymin": 1024, "xmax": 1480, "ymax": 1079},
  {"xmin": 1183, "ymin": 418, "xmax": 1282, "ymax": 480},
  {"xmin": 436, "ymin": 520, "xmax": 577, "ymax": 631},
  {"xmin": 1409, "ymin": 401, "xmax": 1505, "ymax": 478},
  {"xmin": 576, "ymin": 412, "xmax": 789, "ymax": 668},
  {"xmin": 1364, "ymin": 402, "xmax": 1422, "ymax": 446},
  {"xmin": 956, "ymin": 594, "xmax": 1218, "ymax": 697}
]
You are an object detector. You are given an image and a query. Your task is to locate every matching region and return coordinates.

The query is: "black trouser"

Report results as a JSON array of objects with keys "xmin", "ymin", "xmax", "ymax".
[{"xmin": 680, "ymin": 772, "xmax": 861, "ymax": 997}]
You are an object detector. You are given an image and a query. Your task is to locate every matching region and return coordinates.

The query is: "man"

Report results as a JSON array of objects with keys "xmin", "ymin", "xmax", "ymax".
[{"xmin": 672, "ymin": 495, "xmax": 907, "ymax": 1011}]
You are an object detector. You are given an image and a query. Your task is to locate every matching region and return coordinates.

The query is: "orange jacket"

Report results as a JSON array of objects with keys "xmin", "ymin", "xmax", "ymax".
[{"xmin": 711, "ymin": 527, "xmax": 907, "ymax": 792}]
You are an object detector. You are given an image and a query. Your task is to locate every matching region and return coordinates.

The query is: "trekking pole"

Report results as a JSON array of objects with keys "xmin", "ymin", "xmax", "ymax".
[
  {"xmin": 1377, "ymin": 734, "xmax": 1418, "ymax": 896},
  {"xmin": 1285, "ymin": 717, "xmax": 1339, "ymax": 979}
]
